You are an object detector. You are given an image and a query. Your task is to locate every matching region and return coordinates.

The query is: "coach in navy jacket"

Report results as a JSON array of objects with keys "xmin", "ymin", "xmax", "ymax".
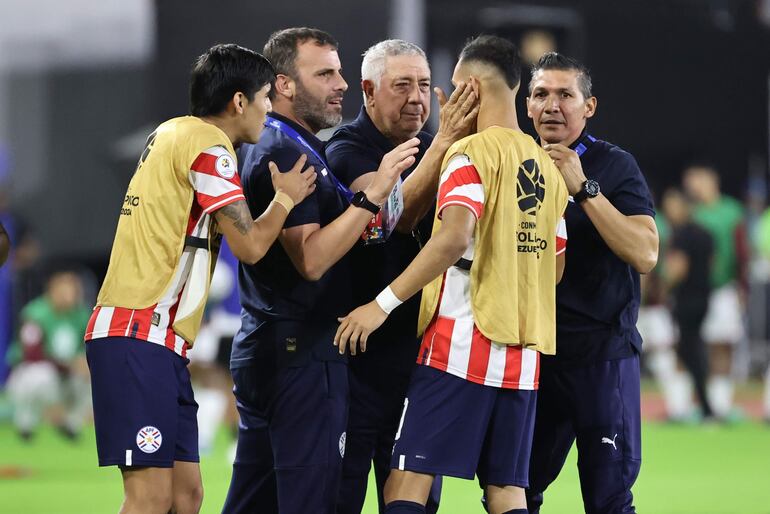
[
  {"xmin": 222, "ymin": 28, "xmax": 418, "ymax": 514},
  {"xmin": 524, "ymin": 53, "xmax": 658, "ymax": 514}
]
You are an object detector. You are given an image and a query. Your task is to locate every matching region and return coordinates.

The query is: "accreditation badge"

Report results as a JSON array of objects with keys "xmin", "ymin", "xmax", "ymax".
[{"xmin": 361, "ymin": 177, "xmax": 404, "ymax": 245}]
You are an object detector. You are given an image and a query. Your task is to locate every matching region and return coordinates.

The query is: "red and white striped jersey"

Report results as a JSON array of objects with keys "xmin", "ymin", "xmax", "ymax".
[
  {"xmin": 417, "ymin": 153, "xmax": 567, "ymax": 389},
  {"xmin": 86, "ymin": 121, "xmax": 245, "ymax": 358}
]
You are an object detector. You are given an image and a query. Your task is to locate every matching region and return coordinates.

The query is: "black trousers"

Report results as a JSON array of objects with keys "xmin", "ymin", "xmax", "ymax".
[{"xmin": 674, "ymin": 305, "xmax": 714, "ymax": 418}]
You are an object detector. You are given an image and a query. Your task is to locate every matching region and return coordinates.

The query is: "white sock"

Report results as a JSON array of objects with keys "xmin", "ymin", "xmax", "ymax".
[
  {"xmin": 708, "ymin": 376, "xmax": 734, "ymax": 418},
  {"xmin": 65, "ymin": 376, "xmax": 92, "ymax": 432},
  {"xmin": 669, "ymin": 372, "xmax": 695, "ymax": 419},
  {"xmin": 196, "ymin": 388, "xmax": 227, "ymax": 454},
  {"xmin": 648, "ymin": 350, "xmax": 693, "ymax": 419}
]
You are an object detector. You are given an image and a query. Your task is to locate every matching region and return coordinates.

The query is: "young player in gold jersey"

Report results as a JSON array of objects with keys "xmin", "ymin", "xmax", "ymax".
[{"xmin": 85, "ymin": 44, "xmax": 316, "ymax": 514}]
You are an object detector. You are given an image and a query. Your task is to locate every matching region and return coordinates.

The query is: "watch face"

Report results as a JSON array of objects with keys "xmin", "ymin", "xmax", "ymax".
[
  {"xmin": 586, "ymin": 180, "xmax": 600, "ymax": 196},
  {"xmin": 352, "ymin": 191, "xmax": 365, "ymax": 206},
  {"xmin": 351, "ymin": 191, "xmax": 379, "ymax": 214}
]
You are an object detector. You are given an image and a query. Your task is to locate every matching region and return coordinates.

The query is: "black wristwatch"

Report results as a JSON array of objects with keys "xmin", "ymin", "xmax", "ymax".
[
  {"xmin": 573, "ymin": 179, "xmax": 600, "ymax": 203},
  {"xmin": 351, "ymin": 191, "xmax": 381, "ymax": 215}
]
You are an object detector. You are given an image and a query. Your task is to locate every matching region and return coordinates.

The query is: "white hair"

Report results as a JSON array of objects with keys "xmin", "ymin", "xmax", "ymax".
[{"xmin": 360, "ymin": 39, "xmax": 428, "ymax": 86}]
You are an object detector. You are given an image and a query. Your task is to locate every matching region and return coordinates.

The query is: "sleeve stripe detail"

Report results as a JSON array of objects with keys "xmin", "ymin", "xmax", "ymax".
[
  {"xmin": 191, "ymin": 153, "xmax": 220, "ymax": 175},
  {"xmin": 438, "ymin": 200, "xmax": 484, "ymax": 220},
  {"xmin": 437, "ymin": 154, "xmax": 485, "ymax": 220},
  {"xmin": 556, "ymin": 217, "xmax": 567, "ymax": 239},
  {"xmin": 439, "ymin": 166, "xmax": 483, "ymax": 206},
  {"xmin": 201, "ymin": 192, "xmax": 246, "ymax": 214},
  {"xmin": 442, "ymin": 184, "xmax": 485, "ymax": 204},
  {"xmin": 440, "ymin": 163, "xmax": 482, "ymax": 189},
  {"xmin": 554, "ymin": 217, "xmax": 567, "ymax": 254},
  {"xmin": 200, "ymin": 145, "xmax": 231, "ymax": 158},
  {"xmin": 440, "ymin": 154, "xmax": 474, "ymax": 182},
  {"xmin": 190, "ymin": 148, "xmax": 241, "ymax": 183},
  {"xmin": 190, "ymin": 171, "xmax": 242, "ymax": 197}
]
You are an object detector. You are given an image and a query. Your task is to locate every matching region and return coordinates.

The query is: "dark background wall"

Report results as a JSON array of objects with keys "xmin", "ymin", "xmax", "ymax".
[
  {"xmin": 426, "ymin": 0, "xmax": 770, "ymax": 198},
  {"xmin": 154, "ymin": 0, "xmax": 391, "ymax": 123},
  {"xmin": 12, "ymin": 0, "xmax": 769, "ymax": 265}
]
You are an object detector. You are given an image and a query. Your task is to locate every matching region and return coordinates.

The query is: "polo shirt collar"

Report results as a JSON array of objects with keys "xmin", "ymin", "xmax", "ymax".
[
  {"xmin": 568, "ymin": 130, "xmax": 597, "ymax": 156},
  {"xmin": 267, "ymin": 111, "xmax": 325, "ymax": 154},
  {"xmin": 535, "ymin": 129, "xmax": 596, "ymax": 156},
  {"xmin": 354, "ymin": 106, "xmax": 396, "ymax": 152}
]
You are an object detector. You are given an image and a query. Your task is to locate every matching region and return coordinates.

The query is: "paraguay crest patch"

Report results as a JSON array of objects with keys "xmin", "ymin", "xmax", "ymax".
[{"xmin": 136, "ymin": 426, "xmax": 163, "ymax": 454}]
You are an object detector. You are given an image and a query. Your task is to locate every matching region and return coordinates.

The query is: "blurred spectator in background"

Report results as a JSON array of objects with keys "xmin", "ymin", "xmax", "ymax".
[
  {"xmin": 188, "ymin": 240, "xmax": 241, "ymax": 455},
  {"xmin": 5, "ymin": 270, "xmax": 91, "ymax": 440},
  {"xmin": 753, "ymin": 207, "xmax": 770, "ymax": 422},
  {"xmin": 0, "ymin": 146, "xmax": 42, "ymax": 384},
  {"xmin": 637, "ymin": 252, "xmax": 691, "ymax": 421},
  {"xmin": 662, "ymin": 188, "xmax": 715, "ymax": 420},
  {"xmin": 683, "ymin": 163, "xmax": 748, "ymax": 420},
  {"xmin": 0, "ymin": 221, "xmax": 8, "ymax": 266},
  {"xmin": 638, "ymin": 190, "xmax": 696, "ymax": 421}
]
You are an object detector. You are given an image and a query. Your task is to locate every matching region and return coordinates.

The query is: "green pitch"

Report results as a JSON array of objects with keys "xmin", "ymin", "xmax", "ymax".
[{"xmin": 0, "ymin": 422, "xmax": 768, "ymax": 514}]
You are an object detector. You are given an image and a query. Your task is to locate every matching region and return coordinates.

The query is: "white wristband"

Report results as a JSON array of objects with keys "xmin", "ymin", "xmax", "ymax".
[{"xmin": 375, "ymin": 286, "xmax": 403, "ymax": 315}]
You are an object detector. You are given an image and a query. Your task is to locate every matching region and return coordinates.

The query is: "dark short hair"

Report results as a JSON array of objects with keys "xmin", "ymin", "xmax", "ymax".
[
  {"xmin": 189, "ymin": 43, "xmax": 275, "ymax": 117},
  {"xmin": 529, "ymin": 52, "xmax": 592, "ymax": 100},
  {"xmin": 263, "ymin": 27, "xmax": 338, "ymax": 78},
  {"xmin": 459, "ymin": 35, "xmax": 522, "ymax": 89}
]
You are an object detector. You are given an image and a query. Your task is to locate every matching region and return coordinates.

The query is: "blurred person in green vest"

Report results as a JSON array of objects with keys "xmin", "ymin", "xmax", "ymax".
[
  {"xmin": 5, "ymin": 270, "xmax": 91, "ymax": 440},
  {"xmin": 683, "ymin": 163, "xmax": 749, "ymax": 420}
]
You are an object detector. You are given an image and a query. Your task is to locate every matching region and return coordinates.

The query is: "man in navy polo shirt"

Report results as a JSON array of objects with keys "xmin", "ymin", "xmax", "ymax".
[
  {"xmin": 524, "ymin": 53, "xmax": 659, "ymax": 514},
  {"xmin": 325, "ymin": 39, "xmax": 478, "ymax": 514},
  {"xmin": 222, "ymin": 28, "xmax": 419, "ymax": 514}
]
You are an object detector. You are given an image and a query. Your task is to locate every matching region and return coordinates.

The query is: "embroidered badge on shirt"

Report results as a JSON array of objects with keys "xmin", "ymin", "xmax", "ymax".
[{"xmin": 216, "ymin": 154, "xmax": 236, "ymax": 179}]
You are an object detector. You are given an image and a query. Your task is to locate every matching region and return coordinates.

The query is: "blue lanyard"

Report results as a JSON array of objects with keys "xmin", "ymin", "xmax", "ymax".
[
  {"xmin": 573, "ymin": 133, "xmax": 596, "ymax": 157},
  {"xmin": 265, "ymin": 115, "xmax": 353, "ymax": 202}
]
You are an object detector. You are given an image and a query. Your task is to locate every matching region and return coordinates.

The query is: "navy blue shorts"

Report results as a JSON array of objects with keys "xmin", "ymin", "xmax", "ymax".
[
  {"xmin": 391, "ymin": 365, "xmax": 537, "ymax": 487},
  {"xmin": 86, "ymin": 337, "xmax": 199, "ymax": 468}
]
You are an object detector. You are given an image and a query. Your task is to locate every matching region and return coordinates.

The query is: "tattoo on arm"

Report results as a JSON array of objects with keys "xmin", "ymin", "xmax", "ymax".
[{"xmin": 216, "ymin": 201, "xmax": 253, "ymax": 236}]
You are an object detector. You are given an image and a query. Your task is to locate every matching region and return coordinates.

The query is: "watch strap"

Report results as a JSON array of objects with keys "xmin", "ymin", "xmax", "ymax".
[
  {"xmin": 573, "ymin": 185, "xmax": 589, "ymax": 204},
  {"xmin": 353, "ymin": 191, "xmax": 380, "ymax": 214}
]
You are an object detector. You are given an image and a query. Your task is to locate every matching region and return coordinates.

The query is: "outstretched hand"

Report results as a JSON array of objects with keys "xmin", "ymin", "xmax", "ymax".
[
  {"xmin": 434, "ymin": 81, "xmax": 479, "ymax": 145},
  {"xmin": 268, "ymin": 153, "xmax": 317, "ymax": 204},
  {"xmin": 334, "ymin": 301, "xmax": 389, "ymax": 355},
  {"xmin": 366, "ymin": 138, "xmax": 421, "ymax": 204}
]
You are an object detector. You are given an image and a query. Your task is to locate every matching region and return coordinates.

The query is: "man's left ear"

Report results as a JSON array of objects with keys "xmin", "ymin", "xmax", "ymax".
[
  {"xmin": 230, "ymin": 91, "xmax": 246, "ymax": 115},
  {"xmin": 585, "ymin": 96, "xmax": 597, "ymax": 119},
  {"xmin": 361, "ymin": 79, "xmax": 376, "ymax": 106}
]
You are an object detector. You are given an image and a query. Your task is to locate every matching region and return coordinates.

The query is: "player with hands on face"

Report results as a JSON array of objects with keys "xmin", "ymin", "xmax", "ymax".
[{"xmin": 336, "ymin": 35, "xmax": 569, "ymax": 514}]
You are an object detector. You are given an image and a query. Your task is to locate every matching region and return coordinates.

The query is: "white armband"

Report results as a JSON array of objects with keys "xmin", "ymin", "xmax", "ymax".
[{"xmin": 375, "ymin": 286, "xmax": 403, "ymax": 315}]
